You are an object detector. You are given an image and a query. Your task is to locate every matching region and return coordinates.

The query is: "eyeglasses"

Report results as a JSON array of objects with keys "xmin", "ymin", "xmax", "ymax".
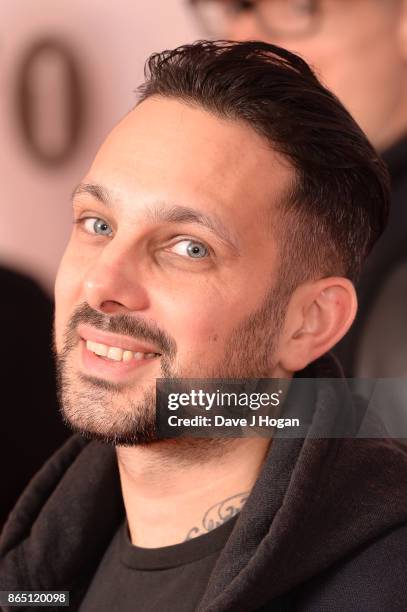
[{"xmin": 188, "ymin": 0, "xmax": 322, "ymax": 39}]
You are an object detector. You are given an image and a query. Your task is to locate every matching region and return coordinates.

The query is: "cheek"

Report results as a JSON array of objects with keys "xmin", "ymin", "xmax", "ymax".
[
  {"xmin": 293, "ymin": 18, "xmax": 400, "ymax": 107},
  {"xmin": 152, "ymin": 279, "xmax": 242, "ymax": 362},
  {"xmin": 54, "ymin": 245, "xmax": 85, "ymax": 351}
]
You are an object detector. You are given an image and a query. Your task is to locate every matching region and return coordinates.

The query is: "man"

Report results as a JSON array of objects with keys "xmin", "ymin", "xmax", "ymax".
[
  {"xmin": 1, "ymin": 41, "xmax": 407, "ymax": 611},
  {"xmin": 189, "ymin": 0, "xmax": 407, "ymax": 377}
]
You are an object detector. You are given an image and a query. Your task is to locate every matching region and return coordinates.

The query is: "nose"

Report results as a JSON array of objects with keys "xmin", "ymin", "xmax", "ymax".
[{"xmin": 83, "ymin": 241, "xmax": 149, "ymax": 316}]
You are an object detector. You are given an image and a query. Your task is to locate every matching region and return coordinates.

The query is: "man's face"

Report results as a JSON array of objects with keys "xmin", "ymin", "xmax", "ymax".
[
  {"xmin": 195, "ymin": 0, "xmax": 407, "ymax": 149},
  {"xmin": 54, "ymin": 97, "xmax": 294, "ymax": 445}
]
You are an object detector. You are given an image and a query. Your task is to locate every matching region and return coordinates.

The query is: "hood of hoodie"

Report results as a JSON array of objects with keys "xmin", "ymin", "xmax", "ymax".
[{"xmin": 2, "ymin": 354, "xmax": 407, "ymax": 612}]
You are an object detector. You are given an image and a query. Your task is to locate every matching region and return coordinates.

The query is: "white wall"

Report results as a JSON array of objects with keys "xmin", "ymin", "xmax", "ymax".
[{"xmin": 0, "ymin": 0, "xmax": 199, "ymax": 292}]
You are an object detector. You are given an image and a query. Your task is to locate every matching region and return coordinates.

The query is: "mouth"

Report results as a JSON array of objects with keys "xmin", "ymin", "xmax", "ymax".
[
  {"xmin": 85, "ymin": 339, "xmax": 160, "ymax": 363},
  {"xmin": 77, "ymin": 324, "xmax": 162, "ymax": 381}
]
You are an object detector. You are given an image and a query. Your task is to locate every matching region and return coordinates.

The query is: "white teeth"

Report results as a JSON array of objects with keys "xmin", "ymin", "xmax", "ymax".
[
  {"xmin": 85, "ymin": 339, "xmax": 158, "ymax": 362},
  {"xmin": 86, "ymin": 341, "xmax": 108, "ymax": 357},
  {"xmin": 107, "ymin": 347, "xmax": 123, "ymax": 361},
  {"xmin": 93, "ymin": 342, "xmax": 108, "ymax": 357}
]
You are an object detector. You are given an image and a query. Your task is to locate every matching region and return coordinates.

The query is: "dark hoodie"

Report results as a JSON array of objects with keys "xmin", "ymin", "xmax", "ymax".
[{"xmin": 1, "ymin": 355, "xmax": 407, "ymax": 611}]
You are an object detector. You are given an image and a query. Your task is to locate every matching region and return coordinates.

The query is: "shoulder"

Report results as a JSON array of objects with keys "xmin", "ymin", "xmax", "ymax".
[
  {"xmin": 293, "ymin": 521, "xmax": 407, "ymax": 612},
  {"xmin": 0, "ymin": 434, "xmax": 89, "ymax": 553}
]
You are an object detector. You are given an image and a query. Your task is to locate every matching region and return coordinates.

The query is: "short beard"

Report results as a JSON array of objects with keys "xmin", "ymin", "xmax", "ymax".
[
  {"xmin": 56, "ymin": 305, "xmax": 177, "ymax": 446},
  {"xmin": 55, "ymin": 283, "xmax": 289, "ymax": 448}
]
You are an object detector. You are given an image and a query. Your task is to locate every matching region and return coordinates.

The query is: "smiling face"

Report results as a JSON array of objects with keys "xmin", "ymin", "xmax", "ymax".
[{"xmin": 54, "ymin": 96, "xmax": 296, "ymax": 445}]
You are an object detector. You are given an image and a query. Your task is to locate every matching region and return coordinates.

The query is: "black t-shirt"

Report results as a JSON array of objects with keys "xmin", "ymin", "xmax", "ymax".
[{"xmin": 79, "ymin": 515, "xmax": 238, "ymax": 612}]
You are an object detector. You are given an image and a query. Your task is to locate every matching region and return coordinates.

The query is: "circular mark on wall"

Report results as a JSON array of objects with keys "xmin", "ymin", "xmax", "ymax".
[{"xmin": 16, "ymin": 38, "xmax": 83, "ymax": 166}]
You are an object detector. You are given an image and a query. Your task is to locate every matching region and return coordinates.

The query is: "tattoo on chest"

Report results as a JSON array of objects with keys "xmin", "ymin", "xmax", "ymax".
[{"xmin": 184, "ymin": 490, "xmax": 249, "ymax": 541}]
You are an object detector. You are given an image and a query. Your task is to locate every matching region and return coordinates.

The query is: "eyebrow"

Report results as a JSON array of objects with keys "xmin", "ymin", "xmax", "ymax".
[
  {"xmin": 72, "ymin": 182, "xmax": 240, "ymax": 254},
  {"xmin": 72, "ymin": 182, "xmax": 112, "ymax": 206}
]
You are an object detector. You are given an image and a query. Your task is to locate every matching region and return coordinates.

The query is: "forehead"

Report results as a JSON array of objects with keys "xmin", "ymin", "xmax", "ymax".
[{"xmin": 87, "ymin": 97, "xmax": 293, "ymax": 231}]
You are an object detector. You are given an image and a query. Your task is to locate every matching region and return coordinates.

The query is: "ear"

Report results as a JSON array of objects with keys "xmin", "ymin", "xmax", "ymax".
[{"xmin": 277, "ymin": 277, "xmax": 357, "ymax": 373}]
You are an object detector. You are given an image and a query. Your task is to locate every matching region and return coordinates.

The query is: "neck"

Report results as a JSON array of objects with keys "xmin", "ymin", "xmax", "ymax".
[
  {"xmin": 374, "ymin": 85, "xmax": 407, "ymax": 152},
  {"xmin": 116, "ymin": 437, "xmax": 271, "ymax": 548}
]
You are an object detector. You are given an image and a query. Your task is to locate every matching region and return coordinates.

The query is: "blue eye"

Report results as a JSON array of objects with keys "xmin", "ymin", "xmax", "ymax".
[
  {"xmin": 83, "ymin": 217, "xmax": 113, "ymax": 236},
  {"xmin": 187, "ymin": 242, "xmax": 208, "ymax": 258},
  {"xmin": 171, "ymin": 239, "xmax": 209, "ymax": 259}
]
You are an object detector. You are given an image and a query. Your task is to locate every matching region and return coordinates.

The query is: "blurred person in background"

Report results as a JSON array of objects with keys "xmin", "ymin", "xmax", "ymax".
[
  {"xmin": 0, "ymin": 266, "xmax": 69, "ymax": 530},
  {"xmin": 188, "ymin": 0, "xmax": 407, "ymax": 377}
]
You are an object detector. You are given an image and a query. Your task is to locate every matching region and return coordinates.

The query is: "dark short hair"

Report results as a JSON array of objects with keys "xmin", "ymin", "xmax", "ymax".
[{"xmin": 136, "ymin": 40, "xmax": 390, "ymax": 285}]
